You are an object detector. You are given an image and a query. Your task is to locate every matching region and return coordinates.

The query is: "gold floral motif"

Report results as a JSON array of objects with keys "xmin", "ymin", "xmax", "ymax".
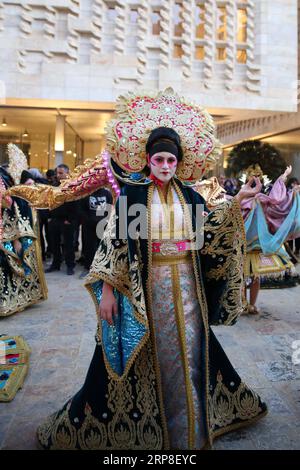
[
  {"xmin": 5, "ymin": 254, "xmax": 24, "ymax": 277},
  {"xmin": 210, "ymin": 371, "xmax": 235, "ymax": 428},
  {"xmin": 202, "ymin": 199, "xmax": 245, "ymax": 272},
  {"xmin": 50, "ymin": 402, "xmax": 77, "ymax": 450},
  {"xmin": 107, "ymin": 375, "xmax": 137, "ymax": 448},
  {"xmin": 85, "ymin": 204, "xmax": 151, "ymax": 381},
  {"xmin": 87, "ymin": 209, "xmax": 147, "ymax": 325},
  {"xmin": 202, "ymin": 198, "xmax": 246, "ymax": 325},
  {"xmin": 233, "ymin": 382, "xmax": 262, "ymax": 421},
  {"xmin": 78, "ymin": 403, "xmax": 108, "ymax": 449},
  {"xmin": 1, "ymin": 204, "xmax": 35, "ymax": 242},
  {"xmin": 37, "ymin": 412, "xmax": 59, "ymax": 448},
  {"xmin": 135, "ymin": 342, "xmax": 163, "ymax": 450},
  {"xmin": 208, "ymin": 371, "xmax": 265, "ymax": 438},
  {"xmin": 37, "ymin": 341, "xmax": 163, "ymax": 450}
]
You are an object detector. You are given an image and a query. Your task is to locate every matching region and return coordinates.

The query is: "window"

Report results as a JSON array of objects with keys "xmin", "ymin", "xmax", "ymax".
[
  {"xmin": 106, "ymin": 6, "xmax": 117, "ymax": 22},
  {"xmin": 173, "ymin": 44, "xmax": 183, "ymax": 58},
  {"xmin": 216, "ymin": 7, "xmax": 227, "ymax": 41},
  {"xmin": 195, "ymin": 3, "xmax": 205, "ymax": 39},
  {"xmin": 216, "ymin": 47, "xmax": 226, "ymax": 61},
  {"xmin": 151, "ymin": 10, "xmax": 161, "ymax": 35},
  {"xmin": 174, "ymin": 2, "xmax": 183, "ymax": 37},
  {"xmin": 195, "ymin": 46, "xmax": 205, "ymax": 60},
  {"xmin": 129, "ymin": 9, "xmax": 138, "ymax": 24},
  {"xmin": 237, "ymin": 8, "xmax": 247, "ymax": 42},
  {"xmin": 237, "ymin": 48, "xmax": 247, "ymax": 63}
]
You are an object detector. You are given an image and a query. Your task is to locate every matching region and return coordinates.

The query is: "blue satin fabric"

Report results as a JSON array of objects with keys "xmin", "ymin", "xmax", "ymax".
[
  {"xmin": 245, "ymin": 194, "xmax": 300, "ymax": 255},
  {"xmin": 21, "ymin": 237, "xmax": 33, "ymax": 275},
  {"xmin": 3, "ymin": 238, "xmax": 33, "ymax": 275},
  {"xmin": 3, "ymin": 241, "xmax": 14, "ymax": 253},
  {"xmin": 91, "ymin": 280, "xmax": 147, "ymax": 376}
]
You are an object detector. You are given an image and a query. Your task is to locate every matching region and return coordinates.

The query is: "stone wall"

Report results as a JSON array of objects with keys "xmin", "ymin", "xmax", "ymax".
[{"xmin": 0, "ymin": 0, "xmax": 298, "ymax": 112}]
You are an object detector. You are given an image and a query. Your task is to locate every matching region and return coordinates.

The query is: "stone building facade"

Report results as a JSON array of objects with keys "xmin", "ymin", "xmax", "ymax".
[
  {"xmin": 0, "ymin": 0, "xmax": 299, "ymax": 170},
  {"xmin": 0, "ymin": 0, "xmax": 297, "ymax": 110}
]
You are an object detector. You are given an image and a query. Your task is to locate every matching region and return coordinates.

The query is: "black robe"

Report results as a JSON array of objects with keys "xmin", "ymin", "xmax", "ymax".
[{"xmin": 36, "ymin": 180, "xmax": 267, "ymax": 450}]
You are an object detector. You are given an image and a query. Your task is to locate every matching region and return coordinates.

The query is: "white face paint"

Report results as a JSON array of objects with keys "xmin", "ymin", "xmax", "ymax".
[{"xmin": 149, "ymin": 152, "xmax": 178, "ymax": 184}]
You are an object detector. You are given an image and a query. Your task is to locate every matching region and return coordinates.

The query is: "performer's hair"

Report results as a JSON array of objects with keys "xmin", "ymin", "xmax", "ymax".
[{"xmin": 146, "ymin": 127, "xmax": 183, "ymax": 162}]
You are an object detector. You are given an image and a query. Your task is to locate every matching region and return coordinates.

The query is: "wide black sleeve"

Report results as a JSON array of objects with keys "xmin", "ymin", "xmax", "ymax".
[{"xmin": 200, "ymin": 199, "xmax": 246, "ymax": 326}]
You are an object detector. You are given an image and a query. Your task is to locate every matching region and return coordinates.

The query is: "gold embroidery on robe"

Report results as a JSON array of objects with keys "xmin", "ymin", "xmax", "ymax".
[
  {"xmin": 208, "ymin": 371, "xmax": 264, "ymax": 439},
  {"xmin": 0, "ymin": 208, "xmax": 47, "ymax": 316},
  {"xmin": 37, "ymin": 342, "xmax": 163, "ymax": 450}
]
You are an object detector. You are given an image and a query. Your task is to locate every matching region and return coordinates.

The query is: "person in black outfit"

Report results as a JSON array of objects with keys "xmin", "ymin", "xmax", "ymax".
[
  {"xmin": 79, "ymin": 188, "xmax": 113, "ymax": 278},
  {"xmin": 21, "ymin": 169, "xmax": 52, "ymax": 261},
  {"xmin": 45, "ymin": 164, "xmax": 79, "ymax": 275},
  {"xmin": 46, "ymin": 169, "xmax": 59, "ymax": 187}
]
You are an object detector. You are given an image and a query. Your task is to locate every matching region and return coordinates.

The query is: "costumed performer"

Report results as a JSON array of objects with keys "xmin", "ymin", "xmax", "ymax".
[
  {"xmin": 3, "ymin": 89, "xmax": 267, "ymax": 450},
  {"xmin": 0, "ymin": 144, "xmax": 47, "ymax": 317}
]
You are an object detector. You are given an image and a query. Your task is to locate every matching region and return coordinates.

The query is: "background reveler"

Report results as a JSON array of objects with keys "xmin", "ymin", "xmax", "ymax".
[{"xmin": 0, "ymin": 144, "xmax": 47, "ymax": 317}]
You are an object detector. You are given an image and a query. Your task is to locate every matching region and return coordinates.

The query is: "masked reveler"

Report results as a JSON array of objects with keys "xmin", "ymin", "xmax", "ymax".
[
  {"xmin": 0, "ymin": 144, "xmax": 47, "ymax": 317},
  {"xmin": 195, "ymin": 164, "xmax": 300, "ymax": 313},
  {"xmin": 238, "ymin": 164, "xmax": 300, "ymax": 314},
  {"xmin": 2, "ymin": 89, "xmax": 268, "ymax": 450}
]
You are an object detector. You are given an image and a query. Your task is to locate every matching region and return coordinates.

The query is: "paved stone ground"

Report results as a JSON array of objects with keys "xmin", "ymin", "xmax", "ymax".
[{"xmin": 0, "ymin": 260, "xmax": 300, "ymax": 450}]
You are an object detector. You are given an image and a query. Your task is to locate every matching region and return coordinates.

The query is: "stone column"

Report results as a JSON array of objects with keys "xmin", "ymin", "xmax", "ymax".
[{"xmin": 55, "ymin": 115, "xmax": 65, "ymax": 166}]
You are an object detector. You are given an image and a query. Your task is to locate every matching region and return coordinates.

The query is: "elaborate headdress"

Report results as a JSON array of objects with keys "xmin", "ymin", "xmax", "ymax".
[
  {"xmin": 7, "ymin": 143, "xmax": 29, "ymax": 185},
  {"xmin": 239, "ymin": 164, "xmax": 272, "ymax": 187},
  {"xmin": 105, "ymin": 88, "xmax": 222, "ymax": 184},
  {"xmin": 227, "ymin": 140, "xmax": 286, "ymax": 183}
]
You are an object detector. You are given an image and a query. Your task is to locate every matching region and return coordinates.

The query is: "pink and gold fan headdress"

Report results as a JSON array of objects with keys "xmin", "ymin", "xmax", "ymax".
[{"xmin": 106, "ymin": 87, "xmax": 221, "ymax": 184}]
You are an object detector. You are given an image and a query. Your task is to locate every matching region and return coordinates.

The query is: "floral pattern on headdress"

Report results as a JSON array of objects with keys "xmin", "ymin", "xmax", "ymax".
[
  {"xmin": 105, "ymin": 87, "xmax": 222, "ymax": 183},
  {"xmin": 239, "ymin": 164, "xmax": 272, "ymax": 187}
]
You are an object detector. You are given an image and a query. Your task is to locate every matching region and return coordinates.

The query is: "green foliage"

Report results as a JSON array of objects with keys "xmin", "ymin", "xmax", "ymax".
[{"xmin": 227, "ymin": 140, "xmax": 286, "ymax": 181}]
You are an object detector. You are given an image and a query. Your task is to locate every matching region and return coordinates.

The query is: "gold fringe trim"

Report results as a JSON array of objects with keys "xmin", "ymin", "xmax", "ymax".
[
  {"xmin": 145, "ymin": 183, "xmax": 170, "ymax": 449},
  {"xmin": 211, "ymin": 408, "xmax": 268, "ymax": 441},
  {"xmin": 171, "ymin": 263, "xmax": 196, "ymax": 449},
  {"xmin": 173, "ymin": 180, "xmax": 212, "ymax": 446}
]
